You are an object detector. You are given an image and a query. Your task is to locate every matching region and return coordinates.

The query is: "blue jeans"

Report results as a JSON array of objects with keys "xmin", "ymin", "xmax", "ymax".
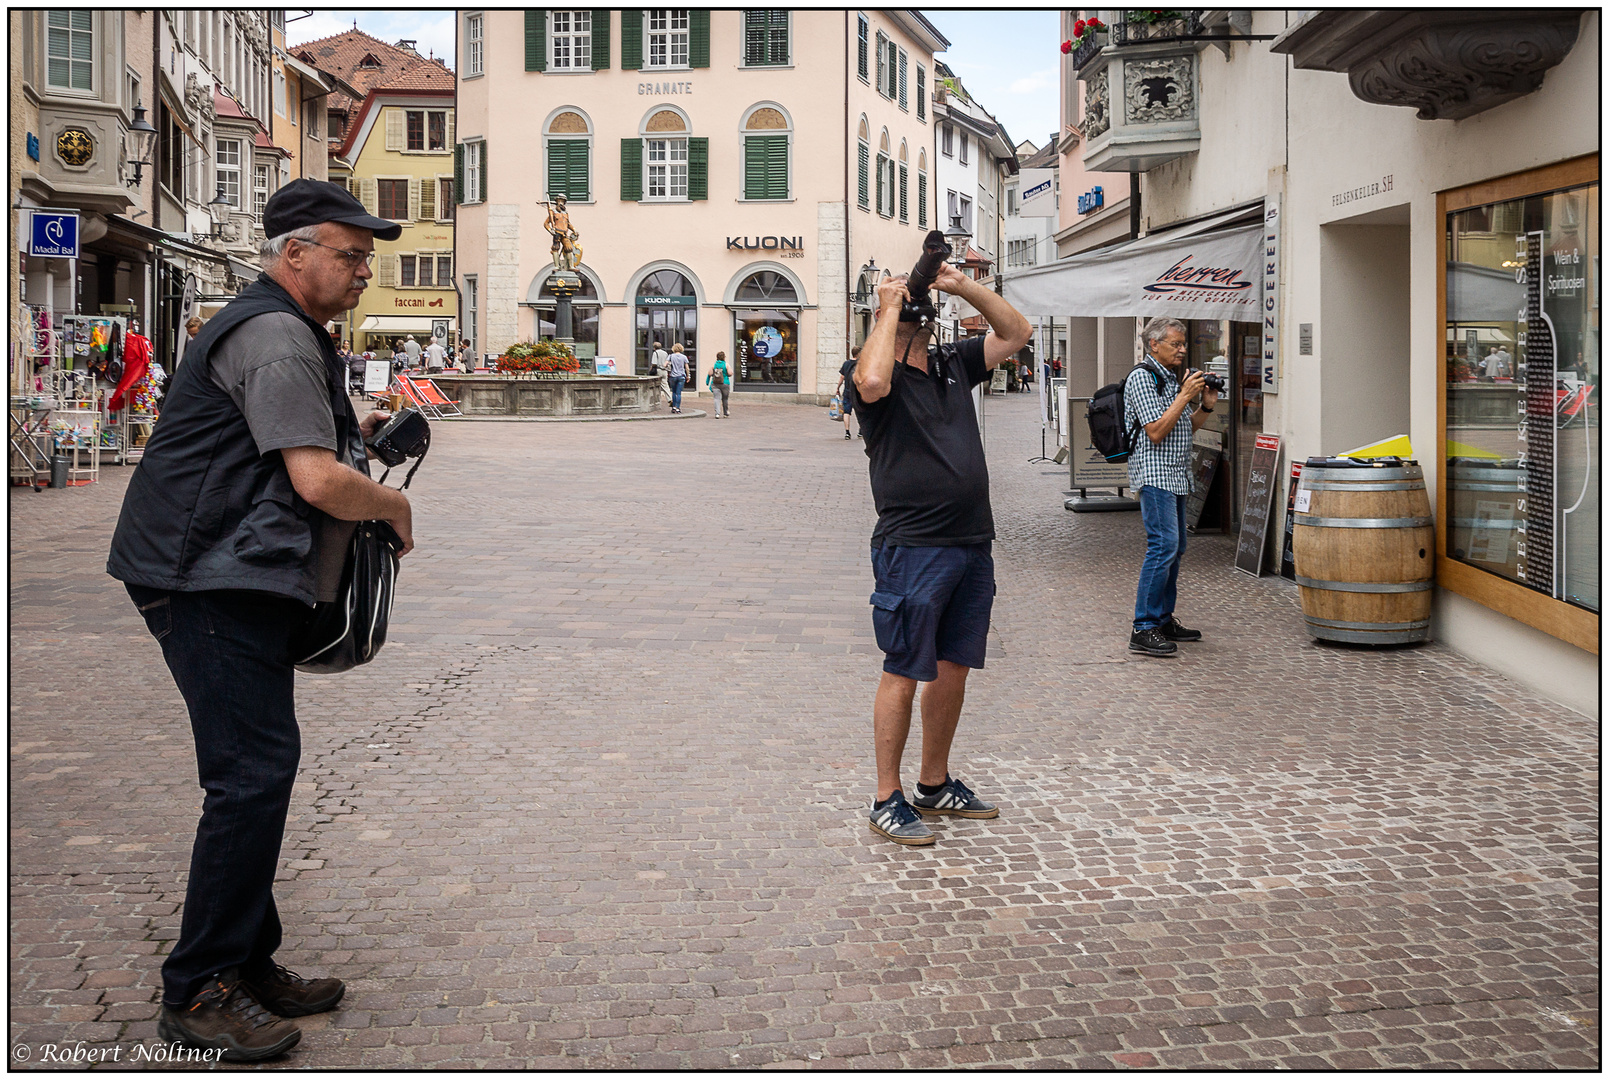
[
  {"xmin": 669, "ymin": 374, "xmax": 686, "ymax": 410},
  {"xmin": 126, "ymin": 584, "xmax": 307, "ymax": 1006},
  {"xmin": 1133, "ymin": 486, "xmax": 1188, "ymax": 632}
]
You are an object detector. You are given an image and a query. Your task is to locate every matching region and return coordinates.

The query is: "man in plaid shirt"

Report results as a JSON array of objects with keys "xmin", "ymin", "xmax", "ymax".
[{"xmin": 1125, "ymin": 317, "xmax": 1220, "ymax": 656}]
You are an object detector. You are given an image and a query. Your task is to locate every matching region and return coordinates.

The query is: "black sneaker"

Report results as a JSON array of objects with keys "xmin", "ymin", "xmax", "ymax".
[
  {"xmin": 156, "ymin": 970, "xmax": 301, "ymax": 1062},
  {"xmin": 1128, "ymin": 627, "xmax": 1178, "ymax": 656},
  {"xmin": 239, "ymin": 963, "xmax": 345, "ymax": 1017},
  {"xmin": 845, "ymin": 431, "xmax": 853, "ymax": 439},
  {"xmin": 911, "ymin": 775, "xmax": 999, "ymax": 819},
  {"xmin": 868, "ymin": 791, "xmax": 935, "ymax": 846},
  {"xmin": 1160, "ymin": 617, "xmax": 1202, "ymax": 642}
]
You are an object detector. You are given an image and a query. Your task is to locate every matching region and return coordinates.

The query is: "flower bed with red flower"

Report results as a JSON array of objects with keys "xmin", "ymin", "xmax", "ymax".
[{"xmin": 495, "ymin": 340, "xmax": 580, "ymax": 374}]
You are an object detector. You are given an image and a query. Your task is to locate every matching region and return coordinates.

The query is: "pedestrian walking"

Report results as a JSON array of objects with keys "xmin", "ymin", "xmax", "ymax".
[
  {"xmin": 424, "ymin": 337, "xmax": 446, "ymax": 373},
  {"xmin": 403, "ymin": 334, "xmax": 422, "ymax": 367},
  {"xmin": 648, "ymin": 340, "xmax": 671, "ymax": 404},
  {"xmin": 390, "ymin": 338, "xmax": 407, "ymax": 372},
  {"xmin": 837, "ymin": 345, "xmax": 862, "ymax": 440},
  {"xmin": 853, "ymin": 250, "xmax": 1033, "ymax": 846},
  {"xmin": 105, "ymin": 178, "xmax": 416, "ymax": 1062},
  {"xmin": 667, "ymin": 342, "xmax": 689, "ymax": 413},
  {"xmin": 706, "ymin": 350, "xmax": 731, "ymax": 417},
  {"xmin": 1125, "ymin": 316, "xmax": 1219, "ymax": 657}
]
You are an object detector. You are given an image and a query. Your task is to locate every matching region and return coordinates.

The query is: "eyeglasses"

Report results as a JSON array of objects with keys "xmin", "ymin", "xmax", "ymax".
[
  {"xmin": 1158, "ymin": 339, "xmax": 1188, "ymax": 350},
  {"xmin": 294, "ymin": 238, "xmax": 376, "ymax": 268}
]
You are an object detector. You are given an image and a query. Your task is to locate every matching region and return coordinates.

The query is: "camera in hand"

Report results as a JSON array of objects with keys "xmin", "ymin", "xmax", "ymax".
[
  {"xmin": 365, "ymin": 407, "xmax": 430, "ymax": 466},
  {"xmin": 900, "ymin": 229, "xmax": 954, "ymax": 325},
  {"xmin": 1200, "ymin": 371, "xmax": 1227, "ymax": 394}
]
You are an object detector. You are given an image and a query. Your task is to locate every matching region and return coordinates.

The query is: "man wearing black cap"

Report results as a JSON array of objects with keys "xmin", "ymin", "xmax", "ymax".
[{"xmin": 107, "ymin": 179, "xmax": 414, "ymax": 1061}]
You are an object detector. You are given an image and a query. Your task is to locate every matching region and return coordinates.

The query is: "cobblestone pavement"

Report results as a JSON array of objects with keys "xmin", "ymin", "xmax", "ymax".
[{"xmin": 10, "ymin": 392, "xmax": 1598, "ymax": 1069}]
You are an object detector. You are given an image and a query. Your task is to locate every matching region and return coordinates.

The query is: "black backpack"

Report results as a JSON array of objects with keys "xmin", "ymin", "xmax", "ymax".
[{"xmin": 1086, "ymin": 362, "xmax": 1166, "ymax": 462}]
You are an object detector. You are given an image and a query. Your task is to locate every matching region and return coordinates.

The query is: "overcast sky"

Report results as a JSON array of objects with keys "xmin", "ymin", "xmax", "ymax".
[{"xmin": 288, "ymin": 8, "xmax": 1061, "ymax": 153}]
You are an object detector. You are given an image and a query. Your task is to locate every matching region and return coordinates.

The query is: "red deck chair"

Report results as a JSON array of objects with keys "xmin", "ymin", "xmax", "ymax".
[
  {"xmin": 390, "ymin": 374, "xmax": 442, "ymax": 420},
  {"xmin": 406, "ymin": 375, "xmax": 464, "ymax": 418}
]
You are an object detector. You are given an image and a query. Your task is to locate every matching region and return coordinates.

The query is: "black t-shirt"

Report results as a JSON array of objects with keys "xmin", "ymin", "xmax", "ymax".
[
  {"xmin": 857, "ymin": 336, "xmax": 993, "ymax": 547},
  {"xmin": 838, "ymin": 357, "xmax": 858, "ymax": 408}
]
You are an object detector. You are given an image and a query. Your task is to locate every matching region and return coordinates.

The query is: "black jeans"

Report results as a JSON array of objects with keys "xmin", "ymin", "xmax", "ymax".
[{"xmin": 126, "ymin": 584, "xmax": 307, "ymax": 1006}]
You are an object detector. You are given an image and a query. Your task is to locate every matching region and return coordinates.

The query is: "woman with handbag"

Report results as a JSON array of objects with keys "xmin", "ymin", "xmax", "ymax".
[{"xmin": 707, "ymin": 351, "xmax": 732, "ymax": 418}]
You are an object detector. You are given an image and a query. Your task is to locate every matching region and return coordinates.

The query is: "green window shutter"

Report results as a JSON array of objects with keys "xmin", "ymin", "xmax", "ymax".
[
  {"xmin": 620, "ymin": 9, "xmax": 642, "ymax": 69},
  {"xmin": 744, "ymin": 135, "xmax": 787, "ymax": 199},
  {"xmin": 917, "ymin": 66, "xmax": 926, "ymax": 121},
  {"xmin": 621, "ymin": 138, "xmax": 642, "ymax": 201},
  {"xmin": 687, "ymin": 137, "xmax": 708, "ymax": 200},
  {"xmin": 857, "ymin": 142, "xmax": 869, "ymax": 209},
  {"xmin": 743, "ymin": 12, "xmax": 762, "ymax": 66},
  {"xmin": 591, "ymin": 10, "xmax": 610, "ymax": 69},
  {"xmin": 546, "ymin": 140, "xmax": 567, "ymax": 200},
  {"xmin": 899, "ymin": 163, "xmax": 908, "ymax": 222},
  {"xmin": 525, "ymin": 10, "xmax": 546, "ymax": 72},
  {"xmin": 857, "ymin": 15, "xmax": 868, "ymax": 80},
  {"xmin": 454, "ymin": 143, "xmax": 464, "ymax": 205},
  {"xmin": 689, "ymin": 9, "xmax": 710, "ymax": 68},
  {"xmin": 767, "ymin": 135, "xmax": 788, "ymax": 199},
  {"xmin": 479, "ymin": 142, "xmax": 489, "ymax": 202},
  {"xmin": 917, "ymin": 171, "xmax": 927, "ymax": 227},
  {"xmin": 898, "ymin": 51, "xmax": 908, "ymax": 110},
  {"xmin": 573, "ymin": 141, "xmax": 591, "ymax": 200}
]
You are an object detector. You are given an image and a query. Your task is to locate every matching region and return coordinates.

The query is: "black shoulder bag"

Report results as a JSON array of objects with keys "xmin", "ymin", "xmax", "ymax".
[{"xmin": 291, "ymin": 409, "xmax": 430, "ymax": 674}]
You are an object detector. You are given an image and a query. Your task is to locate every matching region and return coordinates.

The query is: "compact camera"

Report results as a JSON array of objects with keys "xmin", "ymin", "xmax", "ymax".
[{"xmin": 365, "ymin": 407, "xmax": 431, "ymax": 468}]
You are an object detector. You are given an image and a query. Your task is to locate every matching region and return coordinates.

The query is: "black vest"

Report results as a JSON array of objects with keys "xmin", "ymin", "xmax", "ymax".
[{"xmin": 106, "ymin": 274, "xmax": 365, "ymax": 604}]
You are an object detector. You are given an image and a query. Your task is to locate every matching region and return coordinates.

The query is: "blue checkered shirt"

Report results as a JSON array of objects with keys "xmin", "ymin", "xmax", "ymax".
[{"xmin": 1124, "ymin": 359, "xmax": 1194, "ymax": 495}]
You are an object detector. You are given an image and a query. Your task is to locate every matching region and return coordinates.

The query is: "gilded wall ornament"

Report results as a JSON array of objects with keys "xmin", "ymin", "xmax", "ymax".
[{"xmin": 56, "ymin": 127, "xmax": 95, "ymax": 167}]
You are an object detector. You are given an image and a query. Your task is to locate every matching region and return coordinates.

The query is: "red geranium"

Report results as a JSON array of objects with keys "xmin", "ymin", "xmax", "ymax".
[
  {"xmin": 1074, "ymin": 18, "xmax": 1086, "ymax": 35},
  {"xmin": 1060, "ymin": 38, "xmax": 1072, "ymax": 53}
]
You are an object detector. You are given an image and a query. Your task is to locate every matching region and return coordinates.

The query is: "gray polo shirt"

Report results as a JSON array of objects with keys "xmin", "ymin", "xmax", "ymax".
[{"xmin": 210, "ymin": 312, "xmax": 365, "ymax": 602}]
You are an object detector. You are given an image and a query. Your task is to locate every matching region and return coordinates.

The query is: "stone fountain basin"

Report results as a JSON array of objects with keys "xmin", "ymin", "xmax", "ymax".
[{"xmin": 430, "ymin": 374, "xmax": 659, "ymax": 417}]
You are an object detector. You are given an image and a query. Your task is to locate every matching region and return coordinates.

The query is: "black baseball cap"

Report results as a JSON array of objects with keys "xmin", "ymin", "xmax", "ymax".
[{"xmin": 263, "ymin": 178, "xmax": 402, "ymax": 242}]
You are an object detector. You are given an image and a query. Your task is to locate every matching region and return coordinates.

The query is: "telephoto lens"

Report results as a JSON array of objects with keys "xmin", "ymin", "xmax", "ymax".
[
  {"xmin": 900, "ymin": 229, "xmax": 954, "ymax": 324},
  {"xmin": 1201, "ymin": 372, "xmax": 1227, "ymax": 394}
]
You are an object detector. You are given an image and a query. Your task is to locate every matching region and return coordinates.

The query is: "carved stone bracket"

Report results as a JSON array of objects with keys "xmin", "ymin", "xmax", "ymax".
[
  {"xmin": 1273, "ymin": 10, "xmax": 1584, "ymax": 121},
  {"xmin": 1125, "ymin": 55, "xmax": 1196, "ymax": 124},
  {"xmin": 1082, "ymin": 68, "xmax": 1111, "ymax": 139},
  {"xmin": 184, "ymin": 73, "xmax": 216, "ymax": 122}
]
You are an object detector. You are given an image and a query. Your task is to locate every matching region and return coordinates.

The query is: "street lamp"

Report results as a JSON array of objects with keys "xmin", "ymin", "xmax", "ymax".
[
  {"xmin": 943, "ymin": 216, "xmax": 971, "ymax": 345},
  {"xmin": 851, "ymin": 258, "xmax": 879, "ymax": 306},
  {"xmin": 124, "ymin": 100, "xmax": 158, "ymax": 190},
  {"xmin": 205, "ymin": 188, "xmax": 232, "ymax": 239}
]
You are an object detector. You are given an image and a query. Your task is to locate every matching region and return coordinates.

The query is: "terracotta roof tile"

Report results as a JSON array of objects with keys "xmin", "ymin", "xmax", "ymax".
[{"xmin": 289, "ymin": 27, "xmax": 451, "ymax": 113}]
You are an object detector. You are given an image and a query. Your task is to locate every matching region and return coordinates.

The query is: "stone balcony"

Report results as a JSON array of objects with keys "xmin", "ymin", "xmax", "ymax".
[{"xmin": 1076, "ymin": 15, "xmax": 1203, "ymax": 173}]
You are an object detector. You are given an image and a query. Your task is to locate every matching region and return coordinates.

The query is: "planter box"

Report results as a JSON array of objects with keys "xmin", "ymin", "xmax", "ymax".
[{"xmin": 431, "ymin": 374, "xmax": 660, "ymax": 417}]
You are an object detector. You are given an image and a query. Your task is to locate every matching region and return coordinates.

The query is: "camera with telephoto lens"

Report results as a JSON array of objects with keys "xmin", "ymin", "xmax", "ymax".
[
  {"xmin": 1200, "ymin": 372, "xmax": 1227, "ymax": 394},
  {"xmin": 899, "ymin": 229, "xmax": 954, "ymax": 325}
]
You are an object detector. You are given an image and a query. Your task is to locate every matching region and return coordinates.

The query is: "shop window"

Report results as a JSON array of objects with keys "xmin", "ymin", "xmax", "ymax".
[
  {"xmin": 551, "ymin": 10, "xmax": 592, "ymax": 70},
  {"xmin": 534, "ymin": 271, "xmax": 600, "ymax": 358},
  {"xmin": 46, "ymin": 11, "xmax": 94, "ymax": 91},
  {"xmin": 733, "ymin": 272, "xmax": 799, "ymax": 391},
  {"xmin": 635, "ymin": 269, "xmax": 698, "ymax": 378},
  {"xmin": 1442, "ymin": 166, "xmax": 1599, "ymax": 646}
]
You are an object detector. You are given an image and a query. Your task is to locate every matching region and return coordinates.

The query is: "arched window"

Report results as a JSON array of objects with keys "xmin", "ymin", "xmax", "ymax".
[
  {"xmin": 876, "ymin": 129, "xmax": 893, "ymax": 218},
  {"xmin": 633, "ymin": 267, "xmax": 701, "ymax": 379},
  {"xmin": 625, "ymin": 105, "xmax": 706, "ymax": 202},
  {"xmin": 544, "ymin": 107, "xmax": 592, "ymax": 202},
  {"xmin": 917, "ymin": 148, "xmax": 929, "ymax": 228},
  {"xmin": 734, "ymin": 270, "xmax": 799, "ymax": 305},
  {"xmin": 741, "ymin": 103, "xmax": 791, "ymax": 201},
  {"xmin": 529, "ymin": 269, "xmax": 601, "ymax": 356},
  {"xmin": 856, "ymin": 115, "xmax": 870, "ymax": 211}
]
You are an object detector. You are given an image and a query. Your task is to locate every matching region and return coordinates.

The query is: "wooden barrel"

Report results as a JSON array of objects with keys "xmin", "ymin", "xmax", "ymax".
[{"xmin": 1292, "ymin": 459, "xmax": 1434, "ymax": 644}]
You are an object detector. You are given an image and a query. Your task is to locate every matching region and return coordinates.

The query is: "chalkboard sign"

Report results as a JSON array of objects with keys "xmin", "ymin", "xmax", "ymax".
[
  {"xmin": 1234, "ymin": 433, "xmax": 1282, "ymax": 576},
  {"xmin": 1279, "ymin": 460, "xmax": 1302, "ymax": 580}
]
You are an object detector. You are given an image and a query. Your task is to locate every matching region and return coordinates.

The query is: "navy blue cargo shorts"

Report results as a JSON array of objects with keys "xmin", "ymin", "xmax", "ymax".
[{"xmin": 868, "ymin": 543, "xmax": 995, "ymax": 682}]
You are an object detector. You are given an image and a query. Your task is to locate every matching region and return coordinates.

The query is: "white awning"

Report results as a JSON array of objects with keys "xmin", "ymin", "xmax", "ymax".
[
  {"xmin": 1002, "ymin": 207, "xmax": 1265, "ymax": 322},
  {"xmin": 358, "ymin": 315, "xmax": 453, "ymax": 334}
]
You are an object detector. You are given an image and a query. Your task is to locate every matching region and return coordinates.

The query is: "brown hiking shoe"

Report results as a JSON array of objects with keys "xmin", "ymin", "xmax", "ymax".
[
  {"xmin": 240, "ymin": 963, "xmax": 345, "ymax": 1017},
  {"xmin": 157, "ymin": 970, "xmax": 301, "ymax": 1062}
]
